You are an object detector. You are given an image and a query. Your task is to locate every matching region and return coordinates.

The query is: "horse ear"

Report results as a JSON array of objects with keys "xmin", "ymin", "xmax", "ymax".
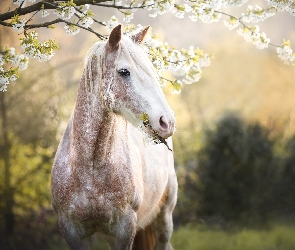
[
  {"xmin": 108, "ymin": 24, "xmax": 122, "ymax": 51},
  {"xmin": 132, "ymin": 26, "xmax": 150, "ymax": 44}
]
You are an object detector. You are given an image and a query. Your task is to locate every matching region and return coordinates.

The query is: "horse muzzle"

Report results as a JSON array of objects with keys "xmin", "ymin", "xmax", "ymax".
[{"xmin": 157, "ymin": 115, "xmax": 175, "ymax": 139}]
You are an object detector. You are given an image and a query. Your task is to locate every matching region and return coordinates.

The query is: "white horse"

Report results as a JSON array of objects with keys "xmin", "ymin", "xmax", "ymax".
[{"xmin": 51, "ymin": 25, "xmax": 178, "ymax": 250}]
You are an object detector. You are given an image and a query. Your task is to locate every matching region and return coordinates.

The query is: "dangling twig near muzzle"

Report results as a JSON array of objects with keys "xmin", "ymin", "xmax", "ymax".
[{"xmin": 140, "ymin": 113, "xmax": 173, "ymax": 152}]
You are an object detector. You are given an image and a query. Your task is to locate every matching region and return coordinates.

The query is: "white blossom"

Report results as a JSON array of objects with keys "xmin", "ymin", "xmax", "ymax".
[
  {"xmin": 12, "ymin": 18, "xmax": 26, "ymax": 33},
  {"xmin": 189, "ymin": 5, "xmax": 222, "ymax": 24},
  {"xmin": 35, "ymin": 51, "xmax": 55, "ymax": 62},
  {"xmin": 105, "ymin": 16, "xmax": 119, "ymax": 33},
  {"xmin": 199, "ymin": 55, "xmax": 212, "ymax": 68},
  {"xmin": 20, "ymin": 31, "xmax": 58, "ymax": 62},
  {"xmin": 277, "ymin": 43, "xmax": 295, "ymax": 65},
  {"xmin": 242, "ymin": 5, "xmax": 275, "ymax": 23},
  {"xmin": 149, "ymin": 13, "xmax": 158, "ymax": 18},
  {"xmin": 0, "ymin": 76, "xmax": 8, "ymax": 84},
  {"xmin": 55, "ymin": 6, "xmax": 76, "ymax": 20},
  {"xmin": 13, "ymin": 0, "xmax": 25, "ymax": 6},
  {"xmin": 13, "ymin": 0, "xmax": 35, "ymax": 7},
  {"xmin": 148, "ymin": 0, "xmax": 175, "ymax": 17},
  {"xmin": 10, "ymin": 74, "xmax": 17, "ymax": 81},
  {"xmin": 115, "ymin": 0, "xmax": 122, "ymax": 6},
  {"xmin": 173, "ymin": 65, "xmax": 191, "ymax": 77},
  {"xmin": 172, "ymin": 4, "xmax": 191, "ymax": 19},
  {"xmin": 225, "ymin": 0, "xmax": 249, "ymax": 7},
  {"xmin": 64, "ymin": 24, "xmax": 80, "ymax": 36},
  {"xmin": 10, "ymin": 53, "xmax": 29, "ymax": 70},
  {"xmin": 9, "ymin": 47, "xmax": 15, "ymax": 55},
  {"xmin": 0, "ymin": 77, "xmax": 9, "ymax": 91},
  {"xmin": 172, "ymin": 80, "xmax": 182, "ymax": 94},
  {"xmin": 19, "ymin": 57, "xmax": 29, "ymax": 71},
  {"xmin": 41, "ymin": 10, "xmax": 50, "ymax": 18},
  {"xmin": 237, "ymin": 26, "xmax": 270, "ymax": 50},
  {"xmin": 123, "ymin": 12, "xmax": 135, "ymax": 23},
  {"xmin": 266, "ymin": 0, "xmax": 295, "ymax": 15},
  {"xmin": 80, "ymin": 17, "xmax": 94, "ymax": 28},
  {"xmin": 223, "ymin": 17, "xmax": 240, "ymax": 30},
  {"xmin": 184, "ymin": 69, "xmax": 202, "ymax": 84}
]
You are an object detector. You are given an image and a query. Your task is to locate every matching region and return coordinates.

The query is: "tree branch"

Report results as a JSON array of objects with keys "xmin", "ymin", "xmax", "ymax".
[
  {"xmin": 25, "ymin": 18, "xmax": 63, "ymax": 29},
  {"xmin": 0, "ymin": 20, "xmax": 12, "ymax": 27},
  {"xmin": 62, "ymin": 20, "xmax": 107, "ymax": 39},
  {"xmin": 92, "ymin": 3, "xmax": 145, "ymax": 10},
  {"xmin": 0, "ymin": 0, "xmax": 110, "ymax": 22}
]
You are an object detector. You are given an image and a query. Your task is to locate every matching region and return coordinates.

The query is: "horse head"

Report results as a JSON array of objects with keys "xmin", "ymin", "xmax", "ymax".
[{"xmin": 97, "ymin": 24, "xmax": 175, "ymax": 140}]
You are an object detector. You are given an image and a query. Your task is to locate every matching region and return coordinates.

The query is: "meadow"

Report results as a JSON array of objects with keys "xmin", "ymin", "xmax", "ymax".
[
  {"xmin": 47, "ymin": 223, "xmax": 295, "ymax": 249},
  {"xmin": 171, "ymin": 224, "xmax": 295, "ymax": 250}
]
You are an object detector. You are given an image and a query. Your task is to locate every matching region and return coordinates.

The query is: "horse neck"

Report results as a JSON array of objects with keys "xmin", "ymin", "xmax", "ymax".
[{"xmin": 71, "ymin": 72, "xmax": 120, "ymax": 169}]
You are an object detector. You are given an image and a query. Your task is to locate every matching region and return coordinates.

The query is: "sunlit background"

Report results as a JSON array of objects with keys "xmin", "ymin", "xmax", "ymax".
[{"xmin": 1, "ymin": 0, "xmax": 295, "ymax": 249}]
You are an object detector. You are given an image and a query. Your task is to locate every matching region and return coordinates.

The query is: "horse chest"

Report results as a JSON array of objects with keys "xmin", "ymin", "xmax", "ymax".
[{"xmin": 67, "ymin": 144, "xmax": 141, "ymax": 225}]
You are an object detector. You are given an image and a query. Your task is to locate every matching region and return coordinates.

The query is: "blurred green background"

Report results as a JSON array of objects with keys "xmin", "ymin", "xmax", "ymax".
[{"xmin": 1, "ymin": 0, "xmax": 295, "ymax": 249}]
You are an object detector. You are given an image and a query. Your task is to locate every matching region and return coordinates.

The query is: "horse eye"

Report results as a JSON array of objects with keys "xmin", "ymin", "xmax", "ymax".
[{"xmin": 118, "ymin": 69, "xmax": 130, "ymax": 77}]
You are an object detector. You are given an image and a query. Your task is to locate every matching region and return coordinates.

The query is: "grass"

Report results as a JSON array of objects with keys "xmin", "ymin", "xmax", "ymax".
[
  {"xmin": 48, "ymin": 223, "xmax": 295, "ymax": 249},
  {"xmin": 171, "ymin": 224, "xmax": 295, "ymax": 250}
]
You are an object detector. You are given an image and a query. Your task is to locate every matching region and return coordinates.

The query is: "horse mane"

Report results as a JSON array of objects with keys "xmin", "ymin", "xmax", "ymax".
[
  {"xmin": 81, "ymin": 41, "xmax": 105, "ymax": 96},
  {"xmin": 84, "ymin": 41, "xmax": 104, "ymax": 66}
]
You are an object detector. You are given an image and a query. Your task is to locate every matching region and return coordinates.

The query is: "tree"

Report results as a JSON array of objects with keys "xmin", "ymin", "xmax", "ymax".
[
  {"xmin": 275, "ymin": 135, "xmax": 295, "ymax": 218},
  {"xmin": 0, "ymin": 0, "xmax": 295, "ymax": 92},
  {"xmin": 0, "ymin": 50, "xmax": 67, "ymax": 249},
  {"xmin": 184, "ymin": 113, "xmax": 278, "ymax": 227}
]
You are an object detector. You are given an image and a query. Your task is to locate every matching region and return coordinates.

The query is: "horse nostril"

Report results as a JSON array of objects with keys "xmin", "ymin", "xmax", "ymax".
[{"xmin": 159, "ymin": 116, "xmax": 169, "ymax": 131}]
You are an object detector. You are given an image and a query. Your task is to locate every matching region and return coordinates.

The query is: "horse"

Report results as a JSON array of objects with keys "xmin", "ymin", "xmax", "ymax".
[{"xmin": 51, "ymin": 24, "xmax": 178, "ymax": 250}]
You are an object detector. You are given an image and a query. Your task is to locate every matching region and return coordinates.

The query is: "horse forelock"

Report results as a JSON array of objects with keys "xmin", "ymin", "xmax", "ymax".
[
  {"xmin": 82, "ymin": 42, "xmax": 104, "ymax": 97},
  {"xmin": 84, "ymin": 41, "xmax": 105, "ymax": 67},
  {"xmin": 82, "ymin": 40, "xmax": 122, "ymax": 101}
]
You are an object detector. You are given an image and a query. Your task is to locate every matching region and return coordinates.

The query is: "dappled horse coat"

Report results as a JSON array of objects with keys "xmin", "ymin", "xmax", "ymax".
[{"xmin": 51, "ymin": 25, "xmax": 178, "ymax": 250}]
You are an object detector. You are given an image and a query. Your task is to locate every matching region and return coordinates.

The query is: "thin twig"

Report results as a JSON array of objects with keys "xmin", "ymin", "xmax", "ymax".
[
  {"xmin": 24, "ymin": 18, "xmax": 63, "ymax": 29},
  {"xmin": 62, "ymin": 20, "xmax": 107, "ymax": 39},
  {"xmin": 72, "ymin": 5, "xmax": 105, "ymax": 26},
  {"xmin": 0, "ymin": 20, "xmax": 12, "ymax": 27}
]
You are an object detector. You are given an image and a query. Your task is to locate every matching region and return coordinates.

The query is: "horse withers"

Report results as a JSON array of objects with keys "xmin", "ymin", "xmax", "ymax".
[{"xmin": 51, "ymin": 25, "xmax": 178, "ymax": 250}]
